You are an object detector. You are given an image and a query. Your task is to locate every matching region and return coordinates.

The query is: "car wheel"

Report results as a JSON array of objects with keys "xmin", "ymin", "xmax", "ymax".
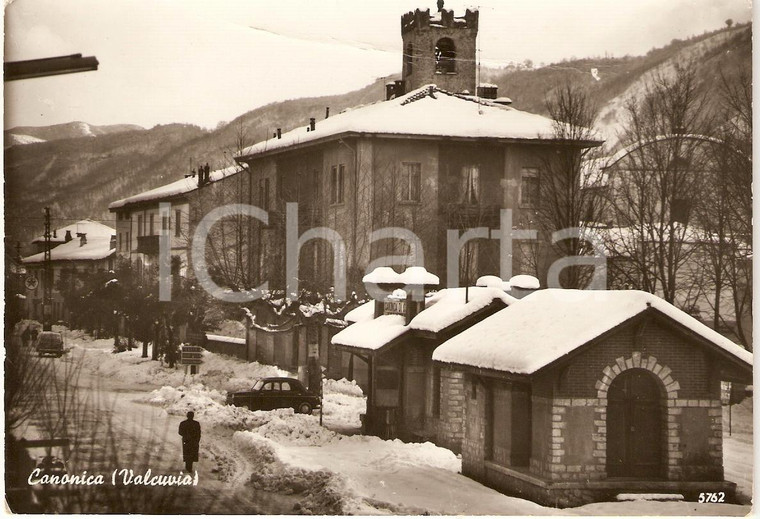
[{"xmin": 298, "ymin": 402, "xmax": 312, "ymax": 414}]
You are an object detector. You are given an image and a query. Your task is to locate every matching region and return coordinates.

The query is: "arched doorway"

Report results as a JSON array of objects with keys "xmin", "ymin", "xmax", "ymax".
[
  {"xmin": 607, "ymin": 369, "xmax": 663, "ymax": 478},
  {"xmin": 434, "ymin": 38, "xmax": 456, "ymax": 73}
]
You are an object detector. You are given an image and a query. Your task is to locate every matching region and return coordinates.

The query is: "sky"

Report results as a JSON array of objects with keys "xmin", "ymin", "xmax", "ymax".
[{"xmin": 4, "ymin": 0, "xmax": 753, "ymax": 130}]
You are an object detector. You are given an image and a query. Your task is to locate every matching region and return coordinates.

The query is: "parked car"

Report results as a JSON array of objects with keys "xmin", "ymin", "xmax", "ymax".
[
  {"xmin": 35, "ymin": 331, "xmax": 64, "ymax": 357},
  {"xmin": 226, "ymin": 377, "xmax": 321, "ymax": 414}
]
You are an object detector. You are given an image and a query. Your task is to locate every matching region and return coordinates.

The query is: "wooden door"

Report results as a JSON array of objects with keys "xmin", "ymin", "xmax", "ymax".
[{"xmin": 607, "ymin": 369, "xmax": 662, "ymax": 478}]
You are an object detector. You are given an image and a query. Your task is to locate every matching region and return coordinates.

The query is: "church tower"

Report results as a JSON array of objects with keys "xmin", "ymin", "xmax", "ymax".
[{"xmin": 400, "ymin": 1, "xmax": 479, "ymax": 95}]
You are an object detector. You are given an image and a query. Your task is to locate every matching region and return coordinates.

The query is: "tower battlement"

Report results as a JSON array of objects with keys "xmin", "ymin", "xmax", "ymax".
[{"xmin": 401, "ymin": 8, "xmax": 479, "ymax": 35}]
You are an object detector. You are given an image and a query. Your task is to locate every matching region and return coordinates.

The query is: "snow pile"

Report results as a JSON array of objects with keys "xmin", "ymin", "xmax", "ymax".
[
  {"xmin": 255, "ymin": 411, "xmax": 339, "ymax": 446},
  {"xmin": 323, "ymin": 378, "xmax": 364, "ymax": 398},
  {"xmin": 362, "ymin": 267, "xmax": 401, "ymax": 284},
  {"xmin": 476, "ymin": 275, "xmax": 505, "ymax": 288},
  {"xmin": 71, "ymin": 342, "xmax": 285, "ymax": 392},
  {"xmin": 398, "ymin": 266, "xmax": 439, "ymax": 286},
  {"xmin": 509, "ymin": 274, "xmax": 540, "ymax": 289}
]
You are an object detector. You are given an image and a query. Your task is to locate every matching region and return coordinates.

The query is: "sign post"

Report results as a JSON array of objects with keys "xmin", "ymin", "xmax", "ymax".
[{"xmin": 181, "ymin": 344, "xmax": 203, "ymax": 375}]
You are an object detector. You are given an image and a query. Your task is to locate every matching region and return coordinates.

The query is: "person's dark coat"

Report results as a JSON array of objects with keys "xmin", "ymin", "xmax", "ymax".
[{"xmin": 178, "ymin": 418, "xmax": 201, "ymax": 462}]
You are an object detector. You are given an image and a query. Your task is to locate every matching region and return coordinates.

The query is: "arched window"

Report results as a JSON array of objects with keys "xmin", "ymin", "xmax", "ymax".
[
  {"xmin": 435, "ymin": 38, "xmax": 456, "ymax": 74},
  {"xmin": 404, "ymin": 43, "xmax": 414, "ymax": 75}
]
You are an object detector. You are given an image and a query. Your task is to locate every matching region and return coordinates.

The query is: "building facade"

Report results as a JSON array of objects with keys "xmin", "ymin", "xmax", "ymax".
[{"xmin": 433, "ymin": 289, "xmax": 753, "ymax": 506}]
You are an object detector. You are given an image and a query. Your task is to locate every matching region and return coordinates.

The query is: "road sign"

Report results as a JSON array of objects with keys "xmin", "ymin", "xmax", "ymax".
[
  {"xmin": 181, "ymin": 345, "xmax": 204, "ymax": 365},
  {"xmin": 25, "ymin": 276, "xmax": 38, "ymax": 291}
]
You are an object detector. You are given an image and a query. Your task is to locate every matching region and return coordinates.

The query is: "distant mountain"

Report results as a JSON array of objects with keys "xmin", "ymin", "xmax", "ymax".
[
  {"xmin": 4, "ymin": 23, "xmax": 751, "ymax": 250},
  {"xmin": 4, "ymin": 121, "xmax": 145, "ymax": 148}
]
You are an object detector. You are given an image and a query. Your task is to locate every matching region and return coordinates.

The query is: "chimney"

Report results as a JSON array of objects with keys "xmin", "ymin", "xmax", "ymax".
[
  {"xmin": 204, "ymin": 163, "xmax": 210, "ymax": 184},
  {"xmin": 277, "ymin": 128, "xmax": 281, "ymax": 139},
  {"xmin": 477, "ymin": 83, "xmax": 498, "ymax": 100},
  {"xmin": 64, "ymin": 230, "xmax": 73, "ymax": 242},
  {"xmin": 386, "ymin": 82, "xmax": 396, "ymax": 100},
  {"xmin": 394, "ymin": 79, "xmax": 404, "ymax": 96},
  {"xmin": 309, "ymin": 118, "xmax": 316, "ymax": 131},
  {"xmin": 77, "ymin": 232, "xmax": 87, "ymax": 247},
  {"xmin": 325, "ymin": 107, "xmax": 330, "ymax": 119}
]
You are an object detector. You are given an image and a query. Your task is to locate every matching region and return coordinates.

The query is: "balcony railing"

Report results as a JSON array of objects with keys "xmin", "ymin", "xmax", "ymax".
[{"xmin": 445, "ymin": 204, "xmax": 501, "ymax": 228}]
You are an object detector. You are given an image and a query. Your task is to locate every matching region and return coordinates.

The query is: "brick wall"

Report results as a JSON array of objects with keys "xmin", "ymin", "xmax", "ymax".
[{"xmin": 435, "ymin": 366, "xmax": 466, "ymax": 453}]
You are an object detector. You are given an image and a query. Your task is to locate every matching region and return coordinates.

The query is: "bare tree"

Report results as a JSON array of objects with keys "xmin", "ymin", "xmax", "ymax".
[
  {"xmin": 520, "ymin": 82, "xmax": 606, "ymax": 288},
  {"xmin": 605, "ymin": 63, "xmax": 714, "ymax": 306}
]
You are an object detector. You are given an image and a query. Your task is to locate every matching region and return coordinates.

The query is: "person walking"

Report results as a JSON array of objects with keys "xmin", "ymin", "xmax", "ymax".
[{"xmin": 178, "ymin": 411, "xmax": 201, "ymax": 473}]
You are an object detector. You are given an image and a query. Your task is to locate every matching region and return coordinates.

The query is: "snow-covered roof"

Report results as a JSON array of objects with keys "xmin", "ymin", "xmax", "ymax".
[
  {"xmin": 236, "ymin": 85, "xmax": 597, "ymax": 161},
  {"xmin": 409, "ymin": 287, "xmax": 515, "ymax": 333},
  {"xmin": 331, "ymin": 314, "xmax": 408, "ymax": 351},
  {"xmin": 109, "ymin": 165, "xmax": 240, "ymax": 210},
  {"xmin": 24, "ymin": 224, "xmax": 115, "ymax": 264},
  {"xmin": 345, "ymin": 301, "xmax": 375, "ymax": 323},
  {"xmin": 433, "ymin": 289, "xmax": 752, "ymax": 374},
  {"xmin": 601, "ymin": 134, "xmax": 726, "ymax": 171},
  {"xmin": 332, "ymin": 286, "xmax": 513, "ymax": 350},
  {"xmin": 31, "ymin": 219, "xmax": 114, "ymax": 244}
]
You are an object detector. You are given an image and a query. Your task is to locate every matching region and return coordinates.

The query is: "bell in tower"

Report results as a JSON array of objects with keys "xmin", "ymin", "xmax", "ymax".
[{"xmin": 400, "ymin": 3, "xmax": 479, "ymax": 95}]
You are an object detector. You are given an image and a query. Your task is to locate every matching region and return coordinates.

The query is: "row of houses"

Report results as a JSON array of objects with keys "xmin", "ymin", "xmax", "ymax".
[{"xmin": 330, "ymin": 267, "xmax": 752, "ymax": 506}]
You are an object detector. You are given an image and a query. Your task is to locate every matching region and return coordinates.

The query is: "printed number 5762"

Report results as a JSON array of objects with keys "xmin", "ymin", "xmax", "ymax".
[{"xmin": 698, "ymin": 492, "xmax": 725, "ymax": 503}]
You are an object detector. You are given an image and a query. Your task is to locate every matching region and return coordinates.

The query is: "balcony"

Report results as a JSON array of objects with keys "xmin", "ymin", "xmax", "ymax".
[
  {"xmin": 445, "ymin": 204, "xmax": 501, "ymax": 229},
  {"xmin": 136, "ymin": 235, "xmax": 160, "ymax": 255}
]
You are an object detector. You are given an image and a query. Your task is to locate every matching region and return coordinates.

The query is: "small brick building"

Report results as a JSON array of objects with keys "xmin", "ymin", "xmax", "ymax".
[{"xmin": 433, "ymin": 289, "xmax": 753, "ymax": 507}]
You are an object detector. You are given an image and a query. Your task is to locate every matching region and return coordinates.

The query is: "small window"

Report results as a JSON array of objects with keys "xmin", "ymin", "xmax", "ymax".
[
  {"xmin": 671, "ymin": 198, "xmax": 692, "ymax": 224},
  {"xmin": 330, "ymin": 165, "xmax": 345, "ymax": 204},
  {"xmin": 261, "ymin": 382, "xmax": 274, "ymax": 391},
  {"xmin": 281, "ymin": 381, "xmax": 292, "ymax": 391},
  {"xmin": 162, "ymin": 215, "xmax": 169, "ymax": 232},
  {"xmin": 175, "ymin": 210, "xmax": 182, "ymax": 237},
  {"xmin": 400, "ymin": 162, "xmax": 421, "ymax": 202},
  {"xmin": 435, "ymin": 38, "xmax": 457, "ymax": 74},
  {"xmin": 149, "ymin": 214, "xmax": 155, "ymax": 236},
  {"xmin": 137, "ymin": 215, "xmax": 143, "ymax": 237},
  {"xmin": 118, "ymin": 233, "xmax": 122, "ymax": 252},
  {"xmin": 404, "ymin": 42, "xmax": 414, "ymax": 75},
  {"xmin": 259, "ymin": 178, "xmax": 270, "ymax": 210},
  {"xmin": 461, "ymin": 165, "xmax": 480, "ymax": 205},
  {"xmin": 520, "ymin": 167, "xmax": 540, "ymax": 207}
]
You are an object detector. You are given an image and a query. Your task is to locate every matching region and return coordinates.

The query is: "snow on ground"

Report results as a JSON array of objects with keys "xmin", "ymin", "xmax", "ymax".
[{"xmin": 65, "ymin": 327, "xmax": 752, "ymax": 515}]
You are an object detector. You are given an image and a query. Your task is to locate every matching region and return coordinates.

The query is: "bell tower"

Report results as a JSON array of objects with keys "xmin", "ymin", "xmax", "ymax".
[{"xmin": 400, "ymin": 1, "xmax": 479, "ymax": 95}]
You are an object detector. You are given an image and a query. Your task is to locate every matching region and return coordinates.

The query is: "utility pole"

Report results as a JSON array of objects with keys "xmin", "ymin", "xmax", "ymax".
[{"xmin": 43, "ymin": 207, "xmax": 53, "ymax": 331}]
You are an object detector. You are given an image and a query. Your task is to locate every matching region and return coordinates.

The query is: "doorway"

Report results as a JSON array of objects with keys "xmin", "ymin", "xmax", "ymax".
[{"xmin": 607, "ymin": 369, "xmax": 663, "ymax": 478}]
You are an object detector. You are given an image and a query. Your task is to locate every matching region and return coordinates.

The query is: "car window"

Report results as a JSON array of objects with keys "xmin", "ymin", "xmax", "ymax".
[
  {"xmin": 252, "ymin": 380, "xmax": 264, "ymax": 390},
  {"xmin": 281, "ymin": 381, "xmax": 291, "ymax": 391},
  {"xmin": 261, "ymin": 382, "xmax": 273, "ymax": 391}
]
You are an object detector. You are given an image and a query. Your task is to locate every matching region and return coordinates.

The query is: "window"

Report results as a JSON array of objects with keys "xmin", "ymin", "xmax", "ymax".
[
  {"xmin": 404, "ymin": 42, "xmax": 414, "ymax": 75},
  {"xmin": 137, "ymin": 215, "xmax": 143, "ymax": 237},
  {"xmin": 330, "ymin": 165, "xmax": 345, "ymax": 204},
  {"xmin": 175, "ymin": 210, "xmax": 182, "ymax": 237},
  {"xmin": 400, "ymin": 162, "xmax": 421, "ymax": 202},
  {"xmin": 461, "ymin": 165, "xmax": 480, "ymax": 205},
  {"xmin": 259, "ymin": 178, "xmax": 270, "ymax": 210},
  {"xmin": 671, "ymin": 198, "xmax": 692, "ymax": 224},
  {"xmin": 281, "ymin": 381, "xmax": 292, "ymax": 391},
  {"xmin": 435, "ymin": 38, "xmax": 456, "ymax": 74},
  {"xmin": 162, "ymin": 215, "xmax": 169, "ymax": 232},
  {"xmin": 520, "ymin": 167, "xmax": 540, "ymax": 207},
  {"xmin": 149, "ymin": 214, "xmax": 155, "ymax": 235},
  {"xmin": 118, "ymin": 233, "xmax": 122, "ymax": 252}
]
